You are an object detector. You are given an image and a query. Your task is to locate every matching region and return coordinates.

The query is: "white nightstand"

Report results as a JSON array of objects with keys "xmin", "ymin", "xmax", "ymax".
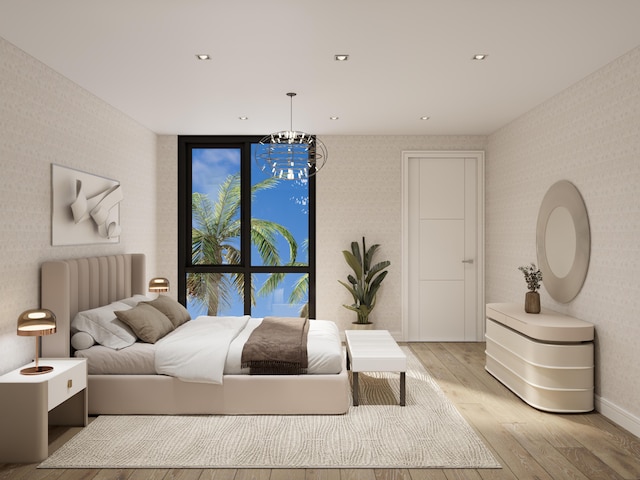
[{"xmin": 0, "ymin": 358, "xmax": 87, "ymax": 463}]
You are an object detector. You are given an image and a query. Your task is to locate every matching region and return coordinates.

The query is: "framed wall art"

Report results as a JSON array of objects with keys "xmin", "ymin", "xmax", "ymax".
[{"xmin": 51, "ymin": 164, "xmax": 123, "ymax": 246}]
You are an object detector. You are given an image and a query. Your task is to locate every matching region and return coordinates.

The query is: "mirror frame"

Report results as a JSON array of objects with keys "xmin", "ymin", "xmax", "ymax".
[{"xmin": 536, "ymin": 180, "xmax": 590, "ymax": 303}]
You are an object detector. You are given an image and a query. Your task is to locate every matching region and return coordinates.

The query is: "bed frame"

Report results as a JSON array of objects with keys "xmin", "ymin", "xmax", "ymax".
[{"xmin": 41, "ymin": 254, "xmax": 350, "ymax": 415}]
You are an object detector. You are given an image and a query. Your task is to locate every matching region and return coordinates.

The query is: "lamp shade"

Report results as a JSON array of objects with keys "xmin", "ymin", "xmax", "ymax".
[
  {"xmin": 17, "ymin": 309, "xmax": 56, "ymax": 336},
  {"xmin": 149, "ymin": 277, "xmax": 170, "ymax": 293}
]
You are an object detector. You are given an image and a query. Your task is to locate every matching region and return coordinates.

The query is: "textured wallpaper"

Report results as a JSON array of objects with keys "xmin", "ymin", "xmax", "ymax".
[
  {"xmin": 316, "ymin": 135, "xmax": 486, "ymax": 335},
  {"xmin": 0, "ymin": 36, "xmax": 158, "ymax": 374},
  {"xmin": 155, "ymin": 135, "xmax": 178, "ymax": 300},
  {"xmin": 486, "ymin": 46, "xmax": 640, "ymax": 430}
]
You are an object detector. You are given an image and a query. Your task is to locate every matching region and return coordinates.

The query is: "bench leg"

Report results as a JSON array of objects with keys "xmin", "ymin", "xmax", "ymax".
[
  {"xmin": 352, "ymin": 372, "xmax": 359, "ymax": 406},
  {"xmin": 400, "ymin": 372, "xmax": 406, "ymax": 406}
]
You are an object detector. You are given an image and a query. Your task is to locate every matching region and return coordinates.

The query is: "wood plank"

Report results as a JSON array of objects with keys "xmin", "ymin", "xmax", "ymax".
[
  {"xmin": 305, "ymin": 470, "xmax": 341, "ymax": 480},
  {"xmin": 441, "ymin": 470, "xmax": 482, "ymax": 480},
  {"xmin": 340, "ymin": 469, "xmax": 377, "ymax": 480},
  {"xmin": 128, "ymin": 469, "xmax": 169, "ymax": 480},
  {"xmin": 233, "ymin": 470, "xmax": 271, "ymax": 480},
  {"xmin": 552, "ymin": 413, "xmax": 640, "ymax": 478},
  {"xmin": 198, "ymin": 469, "xmax": 238, "ymax": 480},
  {"xmin": 502, "ymin": 422, "xmax": 590, "ymax": 480},
  {"xmin": 476, "ymin": 467, "xmax": 518, "ymax": 480},
  {"xmin": 269, "ymin": 469, "xmax": 306, "ymax": 480},
  {"xmin": 373, "ymin": 469, "xmax": 413, "ymax": 480},
  {"xmin": 557, "ymin": 447, "xmax": 625, "ymax": 480},
  {"xmin": 407, "ymin": 469, "xmax": 448, "ymax": 480},
  {"xmin": 455, "ymin": 403, "xmax": 553, "ymax": 480},
  {"xmin": 92, "ymin": 469, "xmax": 133, "ymax": 480}
]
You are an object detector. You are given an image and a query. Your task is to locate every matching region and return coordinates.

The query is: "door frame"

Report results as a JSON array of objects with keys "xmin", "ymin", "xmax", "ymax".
[{"xmin": 401, "ymin": 151, "xmax": 485, "ymax": 342}]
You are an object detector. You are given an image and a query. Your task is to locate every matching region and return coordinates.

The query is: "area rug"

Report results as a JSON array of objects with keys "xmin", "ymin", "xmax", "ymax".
[{"xmin": 39, "ymin": 348, "xmax": 500, "ymax": 469}]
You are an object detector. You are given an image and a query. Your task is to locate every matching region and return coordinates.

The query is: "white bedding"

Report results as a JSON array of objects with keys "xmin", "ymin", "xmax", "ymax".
[
  {"xmin": 76, "ymin": 318, "xmax": 344, "ymax": 379},
  {"xmin": 155, "ymin": 315, "xmax": 250, "ymax": 384}
]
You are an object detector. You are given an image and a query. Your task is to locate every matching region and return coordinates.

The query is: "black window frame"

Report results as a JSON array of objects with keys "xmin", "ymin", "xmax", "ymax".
[{"xmin": 177, "ymin": 135, "xmax": 317, "ymax": 318}]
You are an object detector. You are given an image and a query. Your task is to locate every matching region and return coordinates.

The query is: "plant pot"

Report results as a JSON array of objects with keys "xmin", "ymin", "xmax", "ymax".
[
  {"xmin": 525, "ymin": 291, "xmax": 541, "ymax": 314},
  {"xmin": 350, "ymin": 322, "xmax": 374, "ymax": 330}
]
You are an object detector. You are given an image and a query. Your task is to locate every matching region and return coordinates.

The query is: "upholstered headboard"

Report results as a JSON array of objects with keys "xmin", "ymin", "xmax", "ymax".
[{"xmin": 41, "ymin": 254, "xmax": 146, "ymax": 357}]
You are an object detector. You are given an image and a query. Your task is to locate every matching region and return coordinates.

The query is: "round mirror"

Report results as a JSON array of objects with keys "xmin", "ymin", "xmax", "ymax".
[
  {"xmin": 536, "ymin": 180, "xmax": 590, "ymax": 303},
  {"xmin": 545, "ymin": 206, "xmax": 576, "ymax": 278}
]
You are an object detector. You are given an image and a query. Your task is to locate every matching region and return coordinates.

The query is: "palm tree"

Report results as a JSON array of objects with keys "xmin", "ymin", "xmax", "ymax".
[
  {"xmin": 259, "ymin": 239, "xmax": 309, "ymax": 317},
  {"xmin": 188, "ymin": 173, "xmax": 298, "ymax": 315}
]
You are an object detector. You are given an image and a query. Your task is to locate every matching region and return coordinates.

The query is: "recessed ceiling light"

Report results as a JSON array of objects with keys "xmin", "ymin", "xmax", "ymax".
[
  {"xmin": 239, "ymin": 116, "xmax": 248, "ymax": 120},
  {"xmin": 196, "ymin": 54, "xmax": 211, "ymax": 60},
  {"xmin": 472, "ymin": 54, "xmax": 487, "ymax": 60},
  {"xmin": 334, "ymin": 54, "xmax": 349, "ymax": 61},
  {"xmin": 420, "ymin": 116, "xmax": 430, "ymax": 121},
  {"xmin": 329, "ymin": 116, "xmax": 339, "ymax": 120}
]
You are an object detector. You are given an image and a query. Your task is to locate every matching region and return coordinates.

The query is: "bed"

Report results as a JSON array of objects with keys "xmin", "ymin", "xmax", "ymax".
[{"xmin": 40, "ymin": 253, "xmax": 350, "ymax": 415}]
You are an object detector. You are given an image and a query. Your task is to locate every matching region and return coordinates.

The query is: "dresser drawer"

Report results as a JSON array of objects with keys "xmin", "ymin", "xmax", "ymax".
[{"xmin": 47, "ymin": 360, "xmax": 87, "ymax": 411}]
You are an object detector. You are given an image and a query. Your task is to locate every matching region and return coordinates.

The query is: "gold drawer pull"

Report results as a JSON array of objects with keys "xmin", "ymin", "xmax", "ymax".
[{"xmin": 67, "ymin": 379, "xmax": 73, "ymax": 389}]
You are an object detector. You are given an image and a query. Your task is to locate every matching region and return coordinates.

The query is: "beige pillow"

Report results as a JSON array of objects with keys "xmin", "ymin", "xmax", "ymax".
[
  {"xmin": 143, "ymin": 296, "xmax": 190, "ymax": 328},
  {"xmin": 115, "ymin": 303, "xmax": 174, "ymax": 344}
]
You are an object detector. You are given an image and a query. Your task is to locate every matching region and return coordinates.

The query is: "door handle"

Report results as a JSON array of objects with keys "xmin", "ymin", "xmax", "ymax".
[{"xmin": 462, "ymin": 259, "xmax": 474, "ymax": 264}]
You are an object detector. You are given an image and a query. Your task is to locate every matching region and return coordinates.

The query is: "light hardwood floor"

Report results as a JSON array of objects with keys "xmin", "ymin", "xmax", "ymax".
[{"xmin": 2, "ymin": 342, "xmax": 640, "ymax": 480}]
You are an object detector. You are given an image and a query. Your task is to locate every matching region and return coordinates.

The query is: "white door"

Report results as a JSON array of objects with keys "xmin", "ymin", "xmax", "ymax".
[{"xmin": 402, "ymin": 151, "xmax": 484, "ymax": 341}]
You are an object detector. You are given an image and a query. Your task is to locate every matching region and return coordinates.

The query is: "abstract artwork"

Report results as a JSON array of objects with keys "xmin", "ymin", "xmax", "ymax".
[{"xmin": 51, "ymin": 164, "xmax": 123, "ymax": 245}]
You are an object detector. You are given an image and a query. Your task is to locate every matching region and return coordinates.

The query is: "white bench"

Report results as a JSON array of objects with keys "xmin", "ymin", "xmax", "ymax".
[{"xmin": 344, "ymin": 330, "xmax": 407, "ymax": 406}]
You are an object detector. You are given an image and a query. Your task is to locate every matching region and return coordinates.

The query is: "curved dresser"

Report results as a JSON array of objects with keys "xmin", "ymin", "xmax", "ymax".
[{"xmin": 485, "ymin": 303, "xmax": 594, "ymax": 413}]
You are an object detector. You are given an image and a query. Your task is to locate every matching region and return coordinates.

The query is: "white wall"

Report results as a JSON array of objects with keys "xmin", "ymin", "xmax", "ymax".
[
  {"xmin": 0, "ymin": 37, "xmax": 159, "ymax": 374},
  {"xmin": 316, "ymin": 135, "xmax": 486, "ymax": 335},
  {"xmin": 486, "ymin": 46, "xmax": 640, "ymax": 434},
  {"xmin": 155, "ymin": 135, "xmax": 178, "ymax": 297}
]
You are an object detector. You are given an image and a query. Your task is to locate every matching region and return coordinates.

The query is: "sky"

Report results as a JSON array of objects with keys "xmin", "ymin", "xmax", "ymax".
[{"xmin": 189, "ymin": 146, "xmax": 309, "ymax": 318}]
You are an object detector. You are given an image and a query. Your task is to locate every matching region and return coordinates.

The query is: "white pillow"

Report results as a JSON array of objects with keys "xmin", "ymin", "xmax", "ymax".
[
  {"xmin": 71, "ymin": 331, "xmax": 96, "ymax": 350},
  {"xmin": 119, "ymin": 294, "xmax": 154, "ymax": 307},
  {"xmin": 71, "ymin": 302, "xmax": 136, "ymax": 350}
]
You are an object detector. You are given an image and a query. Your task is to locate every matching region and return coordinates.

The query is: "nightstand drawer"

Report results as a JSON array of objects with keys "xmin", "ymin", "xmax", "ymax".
[{"xmin": 47, "ymin": 360, "xmax": 87, "ymax": 411}]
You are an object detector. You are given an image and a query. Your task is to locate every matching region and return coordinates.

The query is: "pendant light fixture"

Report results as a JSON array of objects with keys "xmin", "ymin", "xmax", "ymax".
[{"xmin": 256, "ymin": 92, "xmax": 327, "ymax": 180}]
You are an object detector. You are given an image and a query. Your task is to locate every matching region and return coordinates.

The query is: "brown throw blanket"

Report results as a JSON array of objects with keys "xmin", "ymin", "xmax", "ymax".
[{"xmin": 241, "ymin": 317, "xmax": 309, "ymax": 375}]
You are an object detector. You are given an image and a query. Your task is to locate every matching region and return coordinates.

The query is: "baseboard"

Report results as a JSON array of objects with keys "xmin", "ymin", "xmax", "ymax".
[{"xmin": 596, "ymin": 395, "xmax": 640, "ymax": 438}]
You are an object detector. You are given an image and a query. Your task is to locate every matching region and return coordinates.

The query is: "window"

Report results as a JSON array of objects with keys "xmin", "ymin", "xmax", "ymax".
[{"xmin": 178, "ymin": 136, "xmax": 316, "ymax": 319}]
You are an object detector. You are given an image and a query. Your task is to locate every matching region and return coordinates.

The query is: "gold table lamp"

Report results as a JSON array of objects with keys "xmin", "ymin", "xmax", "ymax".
[
  {"xmin": 149, "ymin": 277, "xmax": 170, "ymax": 293},
  {"xmin": 17, "ymin": 309, "xmax": 57, "ymax": 375}
]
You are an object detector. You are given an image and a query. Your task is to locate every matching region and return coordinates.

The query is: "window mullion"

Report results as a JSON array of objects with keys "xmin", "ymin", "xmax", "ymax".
[{"xmin": 241, "ymin": 141, "xmax": 253, "ymax": 315}]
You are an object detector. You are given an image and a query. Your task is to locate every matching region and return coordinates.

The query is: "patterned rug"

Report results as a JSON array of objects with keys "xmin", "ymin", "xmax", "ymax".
[{"xmin": 40, "ymin": 348, "xmax": 500, "ymax": 469}]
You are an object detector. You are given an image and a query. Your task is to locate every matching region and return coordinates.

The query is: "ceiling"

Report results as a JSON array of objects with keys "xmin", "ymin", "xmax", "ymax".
[{"xmin": 1, "ymin": 1, "xmax": 640, "ymax": 136}]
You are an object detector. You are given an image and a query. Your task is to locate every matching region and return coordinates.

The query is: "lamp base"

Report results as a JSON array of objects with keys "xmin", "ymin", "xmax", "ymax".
[{"xmin": 20, "ymin": 365, "xmax": 54, "ymax": 375}]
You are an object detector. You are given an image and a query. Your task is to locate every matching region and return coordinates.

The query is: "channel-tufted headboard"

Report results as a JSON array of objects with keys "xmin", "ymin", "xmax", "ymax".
[{"xmin": 41, "ymin": 254, "xmax": 146, "ymax": 357}]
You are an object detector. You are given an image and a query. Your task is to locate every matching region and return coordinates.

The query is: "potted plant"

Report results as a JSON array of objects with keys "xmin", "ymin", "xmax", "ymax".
[
  {"xmin": 339, "ymin": 237, "xmax": 390, "ymax": 327},
  {"xmin": 518, "ymin": 263, "xmax": 543, "ymax": 313}
]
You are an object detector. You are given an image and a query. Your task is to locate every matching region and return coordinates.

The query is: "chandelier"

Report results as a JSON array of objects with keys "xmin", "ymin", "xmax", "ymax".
[{"xmin": 256, "ymin": 92, "xmax": 327, "ymax": 180}]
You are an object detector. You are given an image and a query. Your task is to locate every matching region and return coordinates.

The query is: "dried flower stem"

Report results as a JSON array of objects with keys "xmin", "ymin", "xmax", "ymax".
[{"xmin": 518, "ymin": 263, "xmax": 543, "ymax": 292}]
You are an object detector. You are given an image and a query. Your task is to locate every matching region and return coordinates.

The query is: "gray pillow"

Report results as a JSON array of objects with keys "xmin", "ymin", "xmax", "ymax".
[
  {"xmin": 115, "ymin": 303, "xmax": 175, "ymax": 344},
  {"xmin": 143, "ymin": 296, "xmax": 190, "ymax": 328}
]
